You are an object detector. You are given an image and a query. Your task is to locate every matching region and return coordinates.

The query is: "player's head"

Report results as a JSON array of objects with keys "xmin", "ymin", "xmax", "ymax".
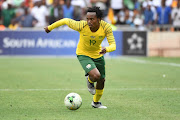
[{"xmin": 86, "ymin": 6, "xmax": 103, "ymax": 29}]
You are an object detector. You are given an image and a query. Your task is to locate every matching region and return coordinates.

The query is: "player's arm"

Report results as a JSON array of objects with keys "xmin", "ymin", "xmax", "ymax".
[
  {"xmin": 44, "ymin": 18, "xmax": 86, "ymax": 33},
  {"xmin": 100, "ymin": 23, "xmax": 116, "ymax": 54},
  {"xmin": 105, "ymin": 31, "xmax": 116, "ymax": 52}
]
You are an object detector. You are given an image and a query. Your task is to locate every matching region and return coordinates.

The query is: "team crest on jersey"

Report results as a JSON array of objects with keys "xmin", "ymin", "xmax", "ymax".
[
  {"xmin": 86, "ymin": 64, "xmax": 91, "ymax": 69},
  {"xmin": 99, "ymin": 36, "xmax": 103, "ymax": 40},
  {"xmin": 90, "ymin": 36, "xmax": 95, "ymax": 38}
]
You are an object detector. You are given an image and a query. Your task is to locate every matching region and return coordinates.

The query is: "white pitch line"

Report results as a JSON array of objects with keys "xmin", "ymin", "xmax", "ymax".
[
  {"xmin": 0, "ymin": 88, "xmax": 86, "ymax": 91},
  {"xmin": 0, "ymin": 88, "xmax": 180, "ymax": 91},
  {"xmin": 119, "ymin": 57, "xmax": 180, "ymax": 67}
]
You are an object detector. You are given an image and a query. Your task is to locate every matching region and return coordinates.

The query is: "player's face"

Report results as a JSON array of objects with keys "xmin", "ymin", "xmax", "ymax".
[{"xmin": 86, "ymin": 12, "xmax": 100, "ymax": 29}]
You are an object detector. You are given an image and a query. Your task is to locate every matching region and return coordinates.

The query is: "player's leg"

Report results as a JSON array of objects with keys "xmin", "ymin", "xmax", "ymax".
[
  {"xmin": 77, "ymin": 55, "xmax": 97, "ymax": 95},
  {"xmin": 77, "ymin": 55, "xmax": 107, "ymax": 108},
  {"xmin": 91, "ymin": 56, "xmax": 107, "ymax": 108},
  {"xmin": 88, "ymin": 68, "xmax": 101, "ymax": 82},
  {"xmin": 88, "ymin": 68, "xmax": 105, "ymax": 101},
  {"xmin": 92, "ymin": 78, "xmax": 105, "ymax": 104},
  {"xmin": 96, "ymin": 78, "xmax": 105, "ymax": 89}
]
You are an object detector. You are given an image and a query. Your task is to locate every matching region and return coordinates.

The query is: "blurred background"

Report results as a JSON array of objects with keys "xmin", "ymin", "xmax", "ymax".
[{"xmin": 0, "ymin": 0, "xmax": 180, "ymax": 57}]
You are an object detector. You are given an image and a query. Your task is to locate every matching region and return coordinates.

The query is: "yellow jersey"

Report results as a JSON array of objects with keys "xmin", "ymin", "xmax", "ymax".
[{"xmin": 48, "ymin": 18, "xmax": 116, "ymax": 58}]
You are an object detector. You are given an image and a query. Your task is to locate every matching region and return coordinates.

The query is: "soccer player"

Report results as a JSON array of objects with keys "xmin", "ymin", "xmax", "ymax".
[{"xmin": 44, "ymin": 6, "xmax": 116, "ymax": 109}]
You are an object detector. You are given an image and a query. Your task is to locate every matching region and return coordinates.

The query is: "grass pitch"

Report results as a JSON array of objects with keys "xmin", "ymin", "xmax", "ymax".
[{"xmin": 0, "ymin": 57, "xmax": 180, "ymax": 120}]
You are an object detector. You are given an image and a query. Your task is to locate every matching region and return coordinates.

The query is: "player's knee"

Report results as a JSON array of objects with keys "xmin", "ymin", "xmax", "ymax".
[{"xmin": 92, "ymin": 73, "xmax": 101, "ymax": 81}]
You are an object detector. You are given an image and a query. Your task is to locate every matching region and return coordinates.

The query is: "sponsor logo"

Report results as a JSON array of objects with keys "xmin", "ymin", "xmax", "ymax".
[
  {"xmin": 123, "ymin": 32, "xmax": 147, "ymax": 56},
  {"xmin": 127, "ymin": 33, "xmax": 143, "ymax": 50},
  {"xmin": 90, "ymin": 36, "xmax": 95, "ymax": 38},
  {"xmin": 2, "ymin": 37, "xmax": 77, "ymax": 48}
]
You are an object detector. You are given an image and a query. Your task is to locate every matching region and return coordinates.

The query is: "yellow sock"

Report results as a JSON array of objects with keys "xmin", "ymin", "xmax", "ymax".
[
  {"xmin": 93, "ymin": 89, "xmax": 104, "ymax": 102},
  {"xmin": 88, "ymin": 76, "xmax": 94, "ymax": 83}
]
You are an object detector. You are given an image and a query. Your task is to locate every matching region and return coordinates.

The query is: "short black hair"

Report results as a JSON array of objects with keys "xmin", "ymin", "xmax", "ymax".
[{"xmin": 87, "ymin": 6, "xmax": 103, "ymax": 19}]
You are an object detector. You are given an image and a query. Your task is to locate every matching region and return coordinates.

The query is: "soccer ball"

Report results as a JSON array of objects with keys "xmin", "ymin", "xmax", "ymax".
[{"xmin": 64, "ymin": 93, "xmax": 82, "ymax": 110}]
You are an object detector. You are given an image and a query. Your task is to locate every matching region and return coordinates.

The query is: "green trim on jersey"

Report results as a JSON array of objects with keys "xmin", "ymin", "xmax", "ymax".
[{"xmin": 77, "ymin": 55, "xmax": 105, "ymax": 79}]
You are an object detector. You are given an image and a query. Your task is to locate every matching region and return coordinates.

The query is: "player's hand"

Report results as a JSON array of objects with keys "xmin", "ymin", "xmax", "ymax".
[
  {"xmin": 44, "ymin": 27, "xmax": 50, "ymax": 33},
  {"xmin": 99, "ymin": 47, "xmax": 106, "ymax": 55}
]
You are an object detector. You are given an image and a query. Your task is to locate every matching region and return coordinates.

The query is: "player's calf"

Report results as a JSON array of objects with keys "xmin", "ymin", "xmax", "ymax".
[{"xmin": 96, "ymin": 78, "xmax": 105, "ymax": 90}]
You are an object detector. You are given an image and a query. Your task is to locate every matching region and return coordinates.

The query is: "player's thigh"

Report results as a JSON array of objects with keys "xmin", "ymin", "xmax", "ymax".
[
  {"xmin": 77, "ymin": 55, "xmax": 96, "ymax": 76},
  {"xmin": 93, "ymin": 56, "xmax": 105, "ymax": 79}
]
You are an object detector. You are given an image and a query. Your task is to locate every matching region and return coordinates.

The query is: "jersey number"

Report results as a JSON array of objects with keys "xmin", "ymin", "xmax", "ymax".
[{"xmin": 90, "ymin": 40, "xmax": 96, "ymax": 45}]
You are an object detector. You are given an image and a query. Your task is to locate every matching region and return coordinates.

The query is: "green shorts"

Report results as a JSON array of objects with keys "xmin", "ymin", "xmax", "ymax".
[{"xmin": 77, "ymin": 55, "xmax": 105, "ymax": 79}]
